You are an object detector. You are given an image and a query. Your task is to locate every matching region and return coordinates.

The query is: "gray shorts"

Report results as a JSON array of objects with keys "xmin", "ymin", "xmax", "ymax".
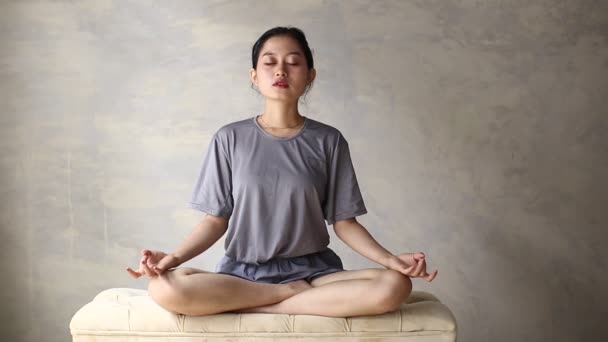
[{"xmin": 215, "ymin": 248, "xmax": 345, "ymax": 284}]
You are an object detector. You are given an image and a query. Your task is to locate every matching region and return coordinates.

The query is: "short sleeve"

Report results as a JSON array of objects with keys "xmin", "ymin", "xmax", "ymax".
[
  {"xmin": 322, "ymin": 133, "xmax": 368, "ymax": 225},
  {"xmin": 188, "ymin": 132, "xmax": 234, "ymax": 219}
]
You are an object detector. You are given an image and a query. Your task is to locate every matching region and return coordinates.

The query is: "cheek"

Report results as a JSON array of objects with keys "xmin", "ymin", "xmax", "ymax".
[
  {"xmin": 294, "ymin": 68, "xmax": 311, "ymax": 81},
  {"xmin": 258, "ymin": 69, "xmax": 275, "ymax": 83}
]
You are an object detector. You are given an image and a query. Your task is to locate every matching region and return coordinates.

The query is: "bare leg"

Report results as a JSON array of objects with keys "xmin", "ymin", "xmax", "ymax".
[
  {"xmin": 236, "ymin": 268, "xmax": 412, "ymax": 317},
  {"xmin": 147, "ymin": 267, "xmax": 312, "ymax": 316}
]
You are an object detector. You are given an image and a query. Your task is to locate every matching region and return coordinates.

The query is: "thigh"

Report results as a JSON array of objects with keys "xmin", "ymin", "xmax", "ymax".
[
  {"xmin": 160, "ymin": 267, "xmax": 252, "ymax": 287},
  {"xmin": 149, "ymin": 267, "xmax": 211, "ymax": 291},
  {"xmin": 309, "ymin": 268, "xmax": 386, "ymax": 287},
  {"xmin": 159, "ymin": 267, "xmax": 272, "ymax": 291},
  {"xmin": 165, "ymin": 267, "xmax": 211, "ymax": 277},
  {"xmin": 148, "ymin": 267, "xmax": 289, "ymax": 315}
]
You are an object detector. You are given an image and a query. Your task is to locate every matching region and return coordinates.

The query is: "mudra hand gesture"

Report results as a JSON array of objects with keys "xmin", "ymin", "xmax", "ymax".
[
  {"xmin": 385, "ymin": 252, "xmax": 438, "ymax": 282},
  {"xmin": 126, "ymin": 249, "xmax": 180, "ymax": 278}
]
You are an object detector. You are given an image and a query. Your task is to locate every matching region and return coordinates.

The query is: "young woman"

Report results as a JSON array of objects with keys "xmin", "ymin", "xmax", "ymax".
[{"xmin": 126, "ymin": 26, "xmax": 438, "ymax": 317}]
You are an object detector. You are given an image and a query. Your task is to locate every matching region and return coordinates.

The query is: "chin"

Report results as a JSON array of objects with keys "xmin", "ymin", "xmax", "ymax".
[{"xmin": 263, "ymin": 93, "xmax": 300, "ymax": 101}]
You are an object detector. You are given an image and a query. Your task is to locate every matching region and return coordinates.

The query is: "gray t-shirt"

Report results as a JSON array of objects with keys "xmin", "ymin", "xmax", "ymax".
[{"xmin": 189, "ymin": 115, "xmax": 367, "ymax": 264}]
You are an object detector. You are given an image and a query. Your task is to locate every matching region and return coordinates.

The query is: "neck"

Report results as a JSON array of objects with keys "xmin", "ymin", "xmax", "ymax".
[{"xmin": 260, "ymin": 99, "xmax": 302, "ymax": 127}]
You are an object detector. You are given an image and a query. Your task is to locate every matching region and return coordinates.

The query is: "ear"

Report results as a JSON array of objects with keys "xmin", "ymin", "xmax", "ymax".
[
  {"xmin": 249, "ymin": 68, "xmax": 257, "ymax": 85},
  {"xmin": 308, "ymin": 68, "xmax": 316, "ymax": 84}
]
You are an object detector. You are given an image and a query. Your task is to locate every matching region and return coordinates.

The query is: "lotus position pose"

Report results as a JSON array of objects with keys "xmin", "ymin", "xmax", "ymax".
[{"xmin": 127, "ymin": 26, "xmax": 438, "ymax": 317}]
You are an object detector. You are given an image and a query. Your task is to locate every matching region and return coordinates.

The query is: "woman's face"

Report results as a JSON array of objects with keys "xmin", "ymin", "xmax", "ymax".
[{"xmin": 250, "ymin": 35, "xmax": 316, "ymax": 102}]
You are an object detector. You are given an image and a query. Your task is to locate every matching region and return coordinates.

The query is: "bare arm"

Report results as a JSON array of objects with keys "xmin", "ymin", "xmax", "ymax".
[
  {"xmin": 171, "ymin": 214, "xmax": 229, "ymax": 265},
  {"xmin": 333, "ymin": 218, "xmax": 438, "ymax": 281},
  {"xmin": 126, "ymin": 213, "xmax": 229, "ymax": 278},
  {"xmin": 333, "ymin": 218, "xmax": 393, "ymax": 267}
]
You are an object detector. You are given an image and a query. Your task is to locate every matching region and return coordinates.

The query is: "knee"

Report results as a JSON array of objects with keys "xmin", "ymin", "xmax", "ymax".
[
  {"xmin": 147, "ymin": 269, "xmax": 189, "ymax": 314},
  {"xmin": 373, "ymin": 269, "xmax": 412, "ymax": 314}
]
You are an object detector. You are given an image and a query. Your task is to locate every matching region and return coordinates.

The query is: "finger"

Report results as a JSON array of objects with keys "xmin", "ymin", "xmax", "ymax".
[
  {"xmin": 426, "ymin": 270, "xmax": 438, "ymax": 282},
  {"xmin": 141, "ymin": 255, "xmax": 150, "ymax": 270},
  {"xmin": 140, "ymin": 259, "xmax": 155, "ymax": 277},
  {"xmin": 409, "ymin": 259, "xmax": 421, "ymax": 277},
  {"xmin": 146, "ymin": 258, "xmax": 162, "ymax": 275},
  {"xmin": 141, "ymin": 249, "xmax": 151, "ymax": 256},
  {"xmin": 126, "ymin": 267, "xmax": 142, "ymax": 279},
  {"xmin": 401, "ymin": 264, "xmax": 416, "ymax": 275},
  {"xmin": 152, "ymin": 262, "xmax": 165, "ymax": 274},
  {"xmin": 420, "ymin": 269, "xmax": 435, "ymax": 281},
  {"xmin": 415, "ymin": 252, "xmax": 425, "ymax": 260},
  {"xmin": 142, "ymin": 262, "xmax": 155, "ymax": 277},
  {"xmin": 414, "ymin": 258, "xmax": 426, "ymax": 277},
  {"xmin": 145, "ymin": 256, "xmax": 155, "ymax": 267},
  {"xmin": 418, "ymin": 259, "xmax": 431, "ymax": 277},
  {"xmin": 390, "ymin": 258, "xmax": 412, "ymax": 275},
  {"xmin": 126, "ymin": 267, "xmax": 141, "ymax": 278},
  {"xmin": 147, "ymin": 263, "xmax": 160, "ymax": 275}
]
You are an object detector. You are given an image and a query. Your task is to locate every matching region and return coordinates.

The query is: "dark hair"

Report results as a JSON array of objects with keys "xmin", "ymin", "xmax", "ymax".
[
  {"xmin": 250, "ymin": 26, "xmax": 315, "ymax": 100},
  {"xmin": 251, "ymin": 26, "xmax": 314, "ymax": 70}
]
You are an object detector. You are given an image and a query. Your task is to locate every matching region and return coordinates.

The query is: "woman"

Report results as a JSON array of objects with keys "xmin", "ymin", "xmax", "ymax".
[{"xmin": 126, "ymin": 26, "xmax": 438, "ymax": 317}]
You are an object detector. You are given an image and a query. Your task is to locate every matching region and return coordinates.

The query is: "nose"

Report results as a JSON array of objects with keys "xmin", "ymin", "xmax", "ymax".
[{"xmin": 275, "ymin": 65, "xmax": 287, "ymax": 77}]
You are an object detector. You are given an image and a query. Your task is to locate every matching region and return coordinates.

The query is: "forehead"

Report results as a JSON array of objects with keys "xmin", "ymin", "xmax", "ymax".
[{"xmin": 259, "ymin": 36, "xmax": 304, "ymax": 57}]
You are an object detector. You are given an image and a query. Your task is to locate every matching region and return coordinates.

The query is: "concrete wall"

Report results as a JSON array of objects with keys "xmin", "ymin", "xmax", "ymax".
[{"xmin": 1, "ymin": 1, "xmax": 606, "ymax": 341}]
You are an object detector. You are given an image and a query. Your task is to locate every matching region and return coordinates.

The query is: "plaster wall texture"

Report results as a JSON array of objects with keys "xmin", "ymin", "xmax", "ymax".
[{"xmin": 1, "ymin": 1, "xmax": 606, "ymax": 341}]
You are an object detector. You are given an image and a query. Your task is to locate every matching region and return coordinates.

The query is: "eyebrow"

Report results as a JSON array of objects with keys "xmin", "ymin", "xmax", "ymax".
[{"xmin": 261, "ymin": 51, "xmax": 303, "ymax": 57}]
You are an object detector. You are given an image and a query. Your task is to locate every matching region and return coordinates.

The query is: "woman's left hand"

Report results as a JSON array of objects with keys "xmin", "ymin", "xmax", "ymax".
[{"xmin": 384, "ymin": 252, "xmax": 438, "ymax": 282}]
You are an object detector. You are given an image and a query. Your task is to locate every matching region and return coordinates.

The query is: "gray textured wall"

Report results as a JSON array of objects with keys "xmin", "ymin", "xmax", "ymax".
[{"xmin": 1, "ymin": 1, "xmax": 607, "ymax": 341}]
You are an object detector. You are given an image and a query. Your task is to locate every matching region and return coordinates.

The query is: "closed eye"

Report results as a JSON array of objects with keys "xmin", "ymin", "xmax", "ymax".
[{"xmin": 264, "ymin": 63, "xmax": 299, "ymax": 66}]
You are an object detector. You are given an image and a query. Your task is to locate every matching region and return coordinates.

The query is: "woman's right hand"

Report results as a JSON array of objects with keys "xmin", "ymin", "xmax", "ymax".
[{"xmin": 126, "ymin": 249, "xmax": 180, "ymax": 278}]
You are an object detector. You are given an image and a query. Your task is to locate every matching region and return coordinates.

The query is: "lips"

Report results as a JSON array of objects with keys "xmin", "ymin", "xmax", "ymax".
[{"xmin": 273, "ymin": 80, "xmax": 288, "ymax": 87}]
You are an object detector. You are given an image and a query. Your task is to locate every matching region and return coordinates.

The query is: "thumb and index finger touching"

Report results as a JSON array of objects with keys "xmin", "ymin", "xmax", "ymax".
[
  {"xmin": 144, "ymin": 249, "xmax": 180, "ymax": 275},
  {"xmin": 126, "ymin": 249, "xmax": 167, "ymax": 278},
  {"xmin": 413, "ymin": 252, "xmax": 425, "ymax": 260},
  {"xmin": 151, "ymin": 256, "xmax": 173, "ymax": 274},
  {"xmin": 142, "ymin": 249, "xmax": 168, "ymax": 275},
  {"xmin": 399, "ymin": 252, "xmax": 439, "ymax": 281}
]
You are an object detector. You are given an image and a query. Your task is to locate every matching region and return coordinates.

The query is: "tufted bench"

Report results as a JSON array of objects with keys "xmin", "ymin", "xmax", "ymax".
[{"xmin": 70, "ymin": 288, "xmax": 457, "ymax": 341}]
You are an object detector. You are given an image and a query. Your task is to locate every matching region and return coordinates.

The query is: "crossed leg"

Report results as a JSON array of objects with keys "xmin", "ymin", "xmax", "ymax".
[
  {"xmin": 236, "ymin": 268, "xmax": 412, "ymax": 317},
  {"xmin": 146, "ymin": 267, "xmax": 312, "ymax": 316},
  {"xmin": 147, "ymin": 267, "xmax": 411, "ymax": 317}
]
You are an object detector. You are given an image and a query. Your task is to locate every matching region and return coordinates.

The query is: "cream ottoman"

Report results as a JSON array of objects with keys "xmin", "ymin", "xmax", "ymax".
[{"xmin": 70, "ymin": 288, "xmax": 457, "ymax": 341}]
